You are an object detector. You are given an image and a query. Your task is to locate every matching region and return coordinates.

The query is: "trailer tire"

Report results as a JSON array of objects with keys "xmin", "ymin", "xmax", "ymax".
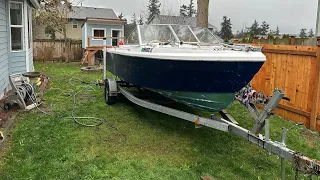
[{"xmin": 104, "ymin": 79, "xmax": 117, "ymax": 105}]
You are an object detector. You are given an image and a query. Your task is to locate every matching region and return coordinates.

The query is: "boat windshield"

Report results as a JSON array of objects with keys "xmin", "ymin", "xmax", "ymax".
[
  {"xmin": 192, "ymin": 27, "xmax": 221, "ymax": 44},
  {"xmin": 171, "ymin": 25, "xmax": 198, "ymax": 43},
  {"xmin": 126, "ymin": 24, "xmax": 222, "ymax": 45},
  {"xmin": 139, "ymin": 25, "xmax": 178, "ymax": 44}
]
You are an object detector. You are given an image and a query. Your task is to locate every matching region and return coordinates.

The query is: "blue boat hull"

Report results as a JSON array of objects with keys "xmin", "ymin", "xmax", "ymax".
[
  {"xmin": 149, "ymin": 89, "xmax": 236, "ymax": 112},
  {"xmin": 107, "ymin": 53, "xmax": 264, "ymax": 111}
]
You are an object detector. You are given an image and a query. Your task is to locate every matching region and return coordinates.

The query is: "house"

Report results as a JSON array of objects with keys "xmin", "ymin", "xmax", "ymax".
[
  {"xmin": 0, "ymin": 0, "xmax": 40, "ymax": 99},
  {"xmin": 81, "ymin": 14, "xmax": 126, "ymax": 48},
  {"xmin": 147, "ymin": 15, "xmax": 218, "ymax": 32},
  {"xmin": 34, "ymin": 6, "xmax": 123, "ymax": 40},
  {"xmin": 79, "ymin": 8, "xmax": 126, "ymax": 65}
]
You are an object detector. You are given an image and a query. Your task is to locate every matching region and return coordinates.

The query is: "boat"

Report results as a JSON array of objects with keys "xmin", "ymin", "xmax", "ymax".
[{"xmin": 106, "ymin": 24, "xmax": 266, "ymax": 112}]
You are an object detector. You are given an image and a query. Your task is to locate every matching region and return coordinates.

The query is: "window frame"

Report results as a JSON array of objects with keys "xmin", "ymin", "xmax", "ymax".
[
  {"xmin": 72, "ymin": 20, "xmax": 78, "ymax": 29},
  {"xmin": 92, "ymin": 28, "xmax": 106, "ymax": 40},
  {"xmin": 9, "ymin": 1, "xmax": 24, "ymax": 52},
  {"xmin": 28, "ymin": 6, "xmax": 32, "ymax": 50}
]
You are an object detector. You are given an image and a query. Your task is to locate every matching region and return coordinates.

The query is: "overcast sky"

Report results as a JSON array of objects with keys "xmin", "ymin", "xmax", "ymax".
[{"xmin": 81, "ymin": 0, "xmax": 318, "ymax": 34}]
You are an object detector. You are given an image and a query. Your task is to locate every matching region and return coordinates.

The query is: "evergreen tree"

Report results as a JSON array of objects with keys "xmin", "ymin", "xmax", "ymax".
[
  {"xmin": 275, "ymin": 26, "xmax": 280, "ymax": 36},
  {"xmin": 219, "ymin": 16, "xmax": 233, "ymax": 41},
  {"xmin": 187, "ymin": 0, "xmax": 196, "ymax": 17},
  {"xmin": 131, "ymin": 13, "xmax": 137, "ymax": 25},
  {"xmin": 260, "ymin": 21, "xmax": 269, "ymax": 35},
  {"xmin": 180, "ymin": 4, "xmax": 188, "ymax": 17},
  {"xmin": 300, "ymin": 28, "xmax": 307, "ymax": 38},
  {"xmin": 147, "ymin": 0, "xmax": 161, "ymax": 22},
  {"xmin": 308, "ymin": 28, "xmax": 314, "ymax": 37},
  {"xmin": 235, "ymin": 29, "xmax": 246, "ymax": 38},
  {"xmin": 138, "ymin": 14, "xmax": 144, "ymax": 25},
  {"xmin": 247, "ymin": 20, "xmax": 260, "ymax": 35}
]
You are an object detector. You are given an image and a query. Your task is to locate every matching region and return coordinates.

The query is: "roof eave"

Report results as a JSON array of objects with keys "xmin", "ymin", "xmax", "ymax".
[
  {"xmin": 29, "ymin": 0, "xmax": 40, "ymax": 9},
  {"xmin": 81, "ymin": 17, "xmax": 126, "ymax": 28},
  {"xmin": 86, "ymin": 17, "xmax": 126, "ymax": 23}
]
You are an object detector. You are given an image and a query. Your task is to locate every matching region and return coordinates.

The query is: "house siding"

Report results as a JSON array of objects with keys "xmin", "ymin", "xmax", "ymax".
[
  {"xmin": 34, "ymin": 20, "xmax": 84, "ymax": 40},
  {"xmin": 0, "ymin": 0, "xmax": 8, "ymax": 97},
  {"xmin": 84, "ymin": 23, "xmax": 123, "ymax": 48},
  {"xmin": 9, "ymin": 52, "xmax": 26, "ymax": 74},
  {"xmin": 7, "ymin": 0, "xmax": 29, "ymax": 74}
]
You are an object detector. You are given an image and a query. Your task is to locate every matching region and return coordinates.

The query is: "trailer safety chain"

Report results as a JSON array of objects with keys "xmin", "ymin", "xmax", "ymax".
[
  {"xmin": 294, "ymin": 151, "xmax": 320, "ymax": 179},
  {"xmin": 294, "ymin": 152, "xmax": 302, "ymax": 180}
]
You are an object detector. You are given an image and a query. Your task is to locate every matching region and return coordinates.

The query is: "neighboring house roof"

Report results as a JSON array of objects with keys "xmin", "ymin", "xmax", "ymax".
[
  {"xmin": 147, "ymin": 15, "xmax": 217, "ymax": 30},
  {"xmin": 69, "ymin": 6, "xmax": 119, "ymax": 20}
]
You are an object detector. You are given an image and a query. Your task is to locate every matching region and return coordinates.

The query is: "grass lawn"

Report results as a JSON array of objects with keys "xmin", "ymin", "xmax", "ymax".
[{"xmin": 0, "ymin": 62, "xmax": 320, "ymax": 180}]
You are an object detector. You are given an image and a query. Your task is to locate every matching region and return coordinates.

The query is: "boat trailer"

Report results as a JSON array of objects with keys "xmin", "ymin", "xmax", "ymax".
[
  {"xmin": 100, "ymin": 41, "xmax": 320, "ymax": 179},
  {"xmin": 104, "ymin": 79, "xmax": 320, "ymax": 179}
]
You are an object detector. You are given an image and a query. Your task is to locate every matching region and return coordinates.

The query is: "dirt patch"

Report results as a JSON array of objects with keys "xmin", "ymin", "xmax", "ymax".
[
  {"xmin": 0, "ymin": 100, "xmax": 9, "ymax": 127},
  {"xmin": 300, "ymin": 129, "xmax": 320, "ymax": 148},
  {"xmin": 0, "ymin": 111, "xmax": 9, "ymax": 127},
  {"xmin": 81, "ymin": 66, "xmax": 103, "ymax": 73}
]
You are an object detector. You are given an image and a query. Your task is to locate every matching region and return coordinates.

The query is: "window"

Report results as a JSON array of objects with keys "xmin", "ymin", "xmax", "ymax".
[
  {"xmin": 93, "ymin": 29, "xmax": 105, "ymax": 38},
  {"xmin": 72, "ymin": 20, "xmax": 78, "ymax": 28},
  {"xmin": 10, "ymin": 2, "xmax": 23, "ymax": 51}
]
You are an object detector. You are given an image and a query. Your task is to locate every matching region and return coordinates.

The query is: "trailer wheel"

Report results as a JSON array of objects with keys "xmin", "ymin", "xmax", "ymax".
[{"xmin": 104, "ymin": 79, "xmax": 117, "ymax": 105}]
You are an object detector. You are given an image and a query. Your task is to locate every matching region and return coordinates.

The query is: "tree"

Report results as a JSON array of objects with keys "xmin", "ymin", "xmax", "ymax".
[
  {"xmin": 118, "ymin": 13, "xmax": 125, "ymax": 20},
  {"xmin": 37, "ymin": 0, "xmax": 72, "ymax": 62},
  {"xmin": 196, "ymin": 0, "xmax": 210, "ymax": 28},
  {"xmin": 260, "ymin": 21, "xmax": 269, "ymax": 35},
  {"xmin": 247, "ymin": 20, "xmax": 260, "ymax": 35},
  {"xmin": 300, "ymin": 28, "xmax": 307, "ymax": 38},
  {"xmin": 219, "ymin": 16, "xmax": 233, "ymax": 41},
  {"xmin": 275, "ymin": 26, "xmax": 280, "ymax": 36},
  {"xmin": 147, "ymin": 0, "xmax": 161, "ymax": 22},
  {"xmin": 138, "ymin": 14, "xmax": 144, "ymax": 25},
  {"xmin": 180, "ymin": 4, "xmax": 188, "ymax": 17},
  {"xmin": 187, "ymin": 0, "xmax": 196, "ymax": 17},
  {"xmin": 308, "ymin": 28, "xmax": 314, "ymax": 37},
  {"xmin": 131, "ymin": 13, "xmax": 137, "ymax": 25},
  {"xmin": 234, "ymin": 29, "xmax": 246, "ymax": 38}
]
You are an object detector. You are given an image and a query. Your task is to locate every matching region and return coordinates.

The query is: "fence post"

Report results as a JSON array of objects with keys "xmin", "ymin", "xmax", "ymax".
[
  {"xmin": 311, "ymin": 44, "xmax": 320, "ymax": 131},
  {"xmin": 290, "ymin": 37, "xmax": 295, "ymax": 45},
  {"xmin": 67, "ymin": 40, "xmax": 71, "ymax": 62}
]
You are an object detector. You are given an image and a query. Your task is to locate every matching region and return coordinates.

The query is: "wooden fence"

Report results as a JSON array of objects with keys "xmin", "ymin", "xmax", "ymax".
[
  {"xmin": 33, "ymin": 39, "xmax": 83, "ymax": 62},
  {"xmin": 250, "ymin": 44, "xmax": 320, "ymax": 131}
]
